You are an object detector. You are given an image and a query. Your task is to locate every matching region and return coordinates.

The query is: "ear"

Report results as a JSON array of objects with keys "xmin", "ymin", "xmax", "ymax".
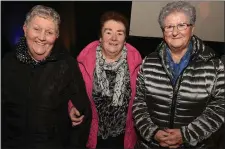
[
  {"xmin": 99, "ymin": 38, "xmax": 102, "ymax": 42},
  {"xmin": 191, "ymin": 25, "xmax": 195, "ymax": 35},
  {"xmin": 23, "ymin": 24, "xmax": 27, "ymax": 37}
]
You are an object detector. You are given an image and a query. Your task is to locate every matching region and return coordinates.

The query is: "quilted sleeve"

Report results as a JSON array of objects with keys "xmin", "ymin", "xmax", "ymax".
[
  {"xmin": 181, "ymin": 60, "xmax": 225, "ymax": 146},
  {"xmin": 132, "ymin": 58, "xmax": 159, "ymax": 142}
]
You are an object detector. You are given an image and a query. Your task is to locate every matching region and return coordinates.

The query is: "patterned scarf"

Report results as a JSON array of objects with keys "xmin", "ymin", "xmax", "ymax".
[
  {"xmin": 95, "ymin": 45, "xmax": 128, "ymax": 106},
  {"xmin": 16, "ymin": 37, "xmax": 41, "ymax": 66}
]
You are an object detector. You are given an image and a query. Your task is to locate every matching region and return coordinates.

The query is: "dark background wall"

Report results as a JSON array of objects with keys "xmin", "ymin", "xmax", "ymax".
[{"xmin": 1, "ymin": 1, "xmax": 224, "ymax": 59}]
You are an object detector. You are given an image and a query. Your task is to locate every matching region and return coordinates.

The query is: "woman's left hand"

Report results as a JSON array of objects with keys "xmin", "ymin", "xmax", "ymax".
[{"xmin": 162, "ymin": 129, "xmax": 183, "ymax": 148}]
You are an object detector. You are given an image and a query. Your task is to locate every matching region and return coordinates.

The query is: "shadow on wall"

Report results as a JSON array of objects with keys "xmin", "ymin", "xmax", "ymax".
[{"xmin": 127, "ymin": 36, "xmax": 225, "ymax": 58}]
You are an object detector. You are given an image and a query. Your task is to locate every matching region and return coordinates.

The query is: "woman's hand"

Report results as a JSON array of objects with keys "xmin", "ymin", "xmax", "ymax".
[
  {"xmin": 162, "ymin": 129, "xmax": 183, "ymax": 148},
  {"xmin": 69, "ymin": 106, "xmax": 84, "ymax": 126},
  {"xmin": 154, "ymin": 129, "xmax": 182, "ymax": 148},
  {"xmin": 164, "ymin": 129, "xmax": 183, "ymax": 145},
  {"xmin": 154, "ymin": 130, "xmax": 170, "ymax": 147}
]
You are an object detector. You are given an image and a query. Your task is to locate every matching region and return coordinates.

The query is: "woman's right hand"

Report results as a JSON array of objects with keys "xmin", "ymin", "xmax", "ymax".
[
  {"xmin": 69, "ymin": 106, "xmax": 84, "ymax": 126},
  {"xmin": 154, "ymin": 130, "xmax": 170, "ymax": 147}
]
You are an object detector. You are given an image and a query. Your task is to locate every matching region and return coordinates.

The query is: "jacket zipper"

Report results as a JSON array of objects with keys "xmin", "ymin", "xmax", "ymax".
[
  {"xmin": 169, "ymin": 84, "xmax": 179, "ymax": 128},
  {"xmin": 169, "ymin": 66, "xmax": 190, "ymax": 128},
  {"xmin": 164, "ymin": 47, "xmax": 194, "ymax": 129}
]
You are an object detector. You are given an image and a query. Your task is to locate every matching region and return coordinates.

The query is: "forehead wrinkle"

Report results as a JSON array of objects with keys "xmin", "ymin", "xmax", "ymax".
[
  {"xmin": 28, "ymin": 18, "xmax": 57, "ymax": 31},
  {"xmin": 164, "ymin": 16, "xmax": 189, "ymax": 26}
]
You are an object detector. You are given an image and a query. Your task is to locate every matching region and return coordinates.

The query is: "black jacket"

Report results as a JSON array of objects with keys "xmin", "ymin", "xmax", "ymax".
[
  {"xmin": 132, "ymin": 35, "xmax": 225, "ymax": 149},
  {"xmin": 221, "ymin": 55, "xmax": 225, "ymax": 65},
  {"xmin": 2, "ymin": 37, "xmax": 91, "ymax": 149}
]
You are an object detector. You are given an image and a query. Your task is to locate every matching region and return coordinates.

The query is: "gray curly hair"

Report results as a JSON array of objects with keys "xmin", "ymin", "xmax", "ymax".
[
  {"xmin": 24, "ymin": 5, "xmax": 61, "ymax": 35},
  {"xmin": 158, "ymin": 1, "xmax": 196, "ymax": 28}
]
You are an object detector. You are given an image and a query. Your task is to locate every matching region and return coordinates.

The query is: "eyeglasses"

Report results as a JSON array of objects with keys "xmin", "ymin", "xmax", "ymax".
[{"xmin": 163, "ymin": 23, "xmax": 192, "ymax": 32}]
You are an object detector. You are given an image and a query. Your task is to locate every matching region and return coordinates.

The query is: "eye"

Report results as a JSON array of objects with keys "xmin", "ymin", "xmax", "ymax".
[
  {"xmin": 46, "ymin": 31, "xmax": 53, "ymax": 35},
  {"xmin": 33, "ymin": 27, "xmax": 40, "ymax": 31},
  {"xmin": 105, "ymin": 31, "xmax": 112, "ymax": 35},
  {"xmin": 166, "ymin": 25, "xmax": 174, "ymax": 29},
  {"xmin": 178, "ymin": 24, "xmax": 186, "ymax": 27},
  {"xmin": 117, "ymin": 32, "xmax": 124, "ymax": 36}
]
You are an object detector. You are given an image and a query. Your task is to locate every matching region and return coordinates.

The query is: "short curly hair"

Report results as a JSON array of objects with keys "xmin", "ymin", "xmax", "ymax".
[
  {"xmin": 158, "ymin": 1, "xmax": 196, "ymax": 28},
  {"xmin": 24, "ymin": 5, "xmax": 61, "ymax": 35}
]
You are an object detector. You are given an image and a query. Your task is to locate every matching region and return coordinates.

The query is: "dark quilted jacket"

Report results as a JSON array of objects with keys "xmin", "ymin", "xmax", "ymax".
[
  {"xmin": 132, "ymin": 35, "xmax": 225, "ymax": 149},
  {"xmin": 2, "ymin": 37, "xmax": 91, "ymax": 149}
]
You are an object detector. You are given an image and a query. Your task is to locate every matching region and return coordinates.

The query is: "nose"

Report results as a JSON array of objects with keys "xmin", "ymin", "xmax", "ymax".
[
  {"xmin": 172, "ymin": 26, "xmax": 179, "ymax": 36},
  {"xmin": 38, "ymin": 31, "xmax": 46, "ymax": 41},
  {"xmin": 111, "ymin": 33, "xmax": 117, "ymax": 41}
]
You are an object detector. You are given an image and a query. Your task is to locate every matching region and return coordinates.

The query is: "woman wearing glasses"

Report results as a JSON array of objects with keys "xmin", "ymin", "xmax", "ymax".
[{"xmin": 132, "ymin": 1, "xmax": 225, "ymax": 149}]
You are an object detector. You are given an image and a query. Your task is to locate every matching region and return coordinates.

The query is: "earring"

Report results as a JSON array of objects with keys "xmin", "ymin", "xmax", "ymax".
[{"xmin": 99, "ymin": 38, "xmax": 102, "ymax": 47}]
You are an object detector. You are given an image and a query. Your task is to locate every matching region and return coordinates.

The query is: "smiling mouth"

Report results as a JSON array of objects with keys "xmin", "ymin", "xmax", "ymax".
[
  {"xmin": 36, "ymin": 42, "xmax": 45, "ymax": 46},
  {"xmin": 172, "ymin": 37, "xmax": 182, "ymax": 39},
  {"xmin": 109, "ymin": 43, "xmax": 118, "ymax": 46}
]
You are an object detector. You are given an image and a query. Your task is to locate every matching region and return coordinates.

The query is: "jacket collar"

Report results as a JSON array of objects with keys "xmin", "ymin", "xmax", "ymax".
[{"xmin": 158, "ymin": 35, "xmax": 216, "ymax": 62}]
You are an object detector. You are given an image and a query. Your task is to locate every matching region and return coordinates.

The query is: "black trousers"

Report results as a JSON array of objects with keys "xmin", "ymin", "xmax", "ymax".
[{"xmin": 96, "ymin": 133, "xmax": 124, "ymax": 149}]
